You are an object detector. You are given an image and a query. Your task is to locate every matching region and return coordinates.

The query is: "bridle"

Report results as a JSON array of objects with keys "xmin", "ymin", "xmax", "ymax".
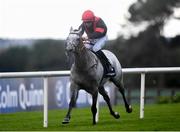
[{"xmin": 69, "ymin": 31, "xmax": 86, "ymax": 52}]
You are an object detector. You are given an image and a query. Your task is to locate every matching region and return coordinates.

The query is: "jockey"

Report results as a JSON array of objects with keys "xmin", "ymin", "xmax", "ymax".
[{"xmin": 78, "ymin": 10, "xmax": 115, "ymax": 77}]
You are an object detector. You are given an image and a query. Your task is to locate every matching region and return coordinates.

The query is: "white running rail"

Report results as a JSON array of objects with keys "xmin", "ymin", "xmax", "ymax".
[
  {"xmin": 0, "ymin": 67, "xmax": 180, "ymax": 127},
  {"xmin": 0, "ymin": 70, "xmax": 70, "ymax": 128},
  {"xmin": 122, "ymin": 67, "xmax": 180, "ymax": 119}
]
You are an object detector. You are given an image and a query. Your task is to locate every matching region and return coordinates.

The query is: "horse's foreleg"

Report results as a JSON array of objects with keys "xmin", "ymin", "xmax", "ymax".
[
  {"xmin": 99, "ymin": 86, "xmax": 120, "ymax": 119},
  {"xmin": 111, "ymin": 79, "xmax": 132, "ymax": 113},
  {"xmin": 91, "ymin": 91, "xmax": 98, "ymax": 125},
  {"xmin": 62, "ymin": 84, "xmax": 78, "ymax": 124}
]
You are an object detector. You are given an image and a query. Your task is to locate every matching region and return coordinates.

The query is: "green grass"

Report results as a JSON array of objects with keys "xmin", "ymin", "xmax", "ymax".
[{"xmin": 0, "ymin": 103, "xmax": 180, "ymax": 131}]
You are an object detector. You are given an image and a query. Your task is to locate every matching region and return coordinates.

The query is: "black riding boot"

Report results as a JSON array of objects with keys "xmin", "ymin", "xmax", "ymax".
[{"xmin": 95, "ymin": 50, "xmax": 116, "ymax": 77}]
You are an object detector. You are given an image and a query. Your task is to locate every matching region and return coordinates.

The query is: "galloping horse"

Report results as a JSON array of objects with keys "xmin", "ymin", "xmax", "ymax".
[{"xmin": 62, "ymin": 27, "xmax": 132, "ymax": 125}]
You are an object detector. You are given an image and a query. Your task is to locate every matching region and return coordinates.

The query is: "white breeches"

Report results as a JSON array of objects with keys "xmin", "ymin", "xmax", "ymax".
[{"xmin": 84, "ymin": 35, "xmax": 108, "ymax": 52}]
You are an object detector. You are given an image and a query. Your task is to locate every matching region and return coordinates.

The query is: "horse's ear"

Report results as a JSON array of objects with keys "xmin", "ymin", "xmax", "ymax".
[{"xmin": 70, "ymin": 27, "xmax": 73, "ymax": 32}]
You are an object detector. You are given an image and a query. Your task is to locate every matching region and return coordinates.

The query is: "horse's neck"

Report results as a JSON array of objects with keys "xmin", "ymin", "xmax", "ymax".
[{"xmin": 74, "ymin": 48, "xmax": 96, "ymax": 71}]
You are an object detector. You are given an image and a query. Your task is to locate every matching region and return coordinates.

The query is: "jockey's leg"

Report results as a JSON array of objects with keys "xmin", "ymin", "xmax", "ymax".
[
  {"xmin": 92, "ymin": 35, "xmax": 107, "ymax": 52},
  {"xmin": 96, "ymin": 50, "xmax": 116, "ymax": 77},
  {"xmin": 91, "ymin": 36, "xmax": 115, "ymax": 77},
  {"xmin": 84, "ymin": 35, "xmax": 107, "ymax": 51}
]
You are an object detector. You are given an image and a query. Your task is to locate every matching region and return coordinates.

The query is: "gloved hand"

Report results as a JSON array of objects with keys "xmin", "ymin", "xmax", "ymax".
[
  {"xmin": 82, "ymin": 36, "xmax": 88, "ymax": 41},
  {"xmin": 82, "ymin": 36, "xmax": 90, "ymax": 44}
]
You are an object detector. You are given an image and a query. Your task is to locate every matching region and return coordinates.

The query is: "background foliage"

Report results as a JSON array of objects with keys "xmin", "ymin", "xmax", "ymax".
[{"xmin": 0, "ymin": 0, "xmax": 180, "ymax": 88}]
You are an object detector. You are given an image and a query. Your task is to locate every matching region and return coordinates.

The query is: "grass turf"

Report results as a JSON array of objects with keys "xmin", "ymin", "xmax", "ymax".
[{"xmin": 0, "ymin": 103, "xmax": 180, "ymax": 131}]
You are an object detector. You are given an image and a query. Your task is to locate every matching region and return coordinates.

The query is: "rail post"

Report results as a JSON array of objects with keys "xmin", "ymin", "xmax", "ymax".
[
  {"xmin": 43, "ymin": 77, "xmax": 48, "ymax": 127},
  {"xmin": 140, "ymin": 73, "xmax": 145, "ymax": 119}
]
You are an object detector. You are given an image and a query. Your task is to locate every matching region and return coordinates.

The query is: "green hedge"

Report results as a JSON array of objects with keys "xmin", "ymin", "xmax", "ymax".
[{"xmin": 156, "ymin": 93, "xmax": 180, "ymax": 104}]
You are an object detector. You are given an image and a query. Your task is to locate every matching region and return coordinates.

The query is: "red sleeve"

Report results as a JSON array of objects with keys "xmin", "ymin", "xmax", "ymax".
[{"xmin": 95, "ymin": 27, "xmax": 105, "ymax": 33}]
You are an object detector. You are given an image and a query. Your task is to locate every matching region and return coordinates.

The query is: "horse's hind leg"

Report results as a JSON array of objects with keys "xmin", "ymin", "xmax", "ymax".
[
  {"xmin": 99, "ymin": 86, "xmax": 120, "ymax": 119},
  {"xmin": 62, "ymin": 83, "xmax": 78, "ymax": 124},
  {"xmin": 111, "ymin": 78, "xmax": 132, "ymax": 113}
]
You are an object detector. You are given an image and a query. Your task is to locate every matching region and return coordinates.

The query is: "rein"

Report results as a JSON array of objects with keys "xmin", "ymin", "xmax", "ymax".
[
  {"xmin": 69, "ymin": 32, "xmax": 86, "ymax": 52},
  {"xmin": 79, "ymin": 38, "xmax": 86, "ymax": 51},
  {"xmin": 69, "ymin": 31, "xmax": 98, "ymax": 69}
]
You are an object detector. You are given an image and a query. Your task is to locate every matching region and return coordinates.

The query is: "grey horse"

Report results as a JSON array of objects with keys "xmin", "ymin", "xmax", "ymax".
[{"xmin": 62, "ymin": 27, "xmax": 132, "ymax": 125}]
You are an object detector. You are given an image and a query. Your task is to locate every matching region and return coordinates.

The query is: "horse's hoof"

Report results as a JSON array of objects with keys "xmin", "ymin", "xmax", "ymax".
[
  {"xmin": 111, "ymin": 111, "xmax": 120, "ymax": 119},
  {"xmin": 93, "ymin": 121, "xmax": 97, "ymax": 125},
  {"xmin": 126, "ymin": 105, "xmax": 133, "ymax": 113},
  {"xmin": 114, "ymin": 112, "xmax": 120, "ymax": 119},
  {"xmin": 62, "ymin": 117, "xmax": 70, "ymax": 124}
]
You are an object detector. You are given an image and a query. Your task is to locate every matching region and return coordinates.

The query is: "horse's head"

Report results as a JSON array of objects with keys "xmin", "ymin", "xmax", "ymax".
[{"xmin": 65, "ymin": 27, "xmax": 83, "ymax": 53}]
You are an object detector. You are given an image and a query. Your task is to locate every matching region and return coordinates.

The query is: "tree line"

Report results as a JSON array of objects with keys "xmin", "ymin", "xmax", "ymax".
[
  {"xmin": 0, "ymin": 0, "xmax": 179, "ymax": 88},
  {"xmin": 0, "ymin": 39, "xmax": 67, "ymax": 72}
]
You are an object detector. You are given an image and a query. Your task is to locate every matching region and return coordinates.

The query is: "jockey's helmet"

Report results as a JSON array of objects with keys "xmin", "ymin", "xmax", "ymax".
[{"xmin": 82, "ymin": 10, "xmax": 95, "ymax": 22}]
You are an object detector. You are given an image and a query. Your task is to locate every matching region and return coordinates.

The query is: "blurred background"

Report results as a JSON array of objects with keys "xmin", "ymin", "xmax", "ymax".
[{"xmin": 0, "ymin": 0, "xmax": 180, "ymax": 106}]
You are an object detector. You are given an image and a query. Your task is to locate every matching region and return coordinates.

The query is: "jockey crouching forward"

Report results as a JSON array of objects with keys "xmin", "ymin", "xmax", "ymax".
[{"xmin": 78, "ymin": 10, "xmax": 115, "ymax": 77}]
